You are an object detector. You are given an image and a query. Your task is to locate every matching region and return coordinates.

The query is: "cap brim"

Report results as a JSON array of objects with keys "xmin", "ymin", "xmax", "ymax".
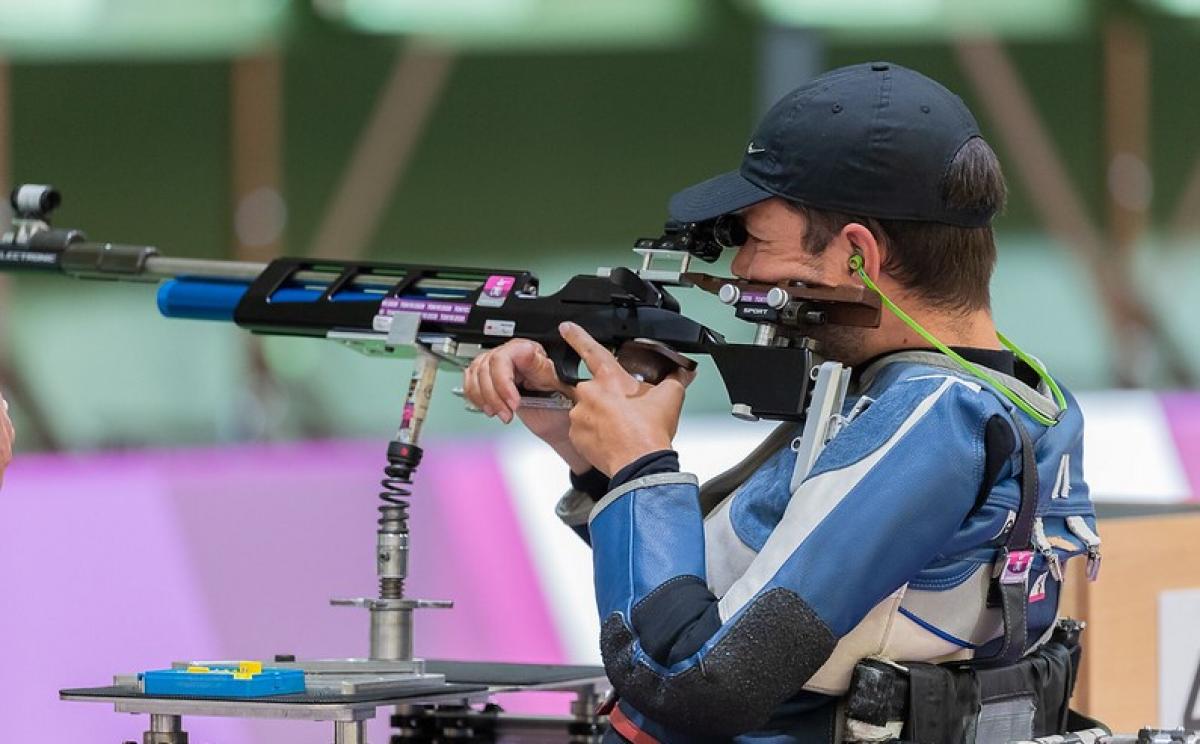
[{"xmin": 667, "ymin": 171, "xmax": 773, "ymax": 222}]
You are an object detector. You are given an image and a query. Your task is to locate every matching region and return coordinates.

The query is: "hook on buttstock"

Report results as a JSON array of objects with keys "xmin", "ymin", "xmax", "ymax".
[
  {"xmin": 616, "ymin": 339, "xmax": 696, "ymax": 384},
  {"xmin": 545, "ymin": 337, "xmax": 695, "ymax": 388}
]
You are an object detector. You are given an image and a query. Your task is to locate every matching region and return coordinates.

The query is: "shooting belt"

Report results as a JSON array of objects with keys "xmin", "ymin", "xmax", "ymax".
[{"xmin": 844, "ymin": 620, "xmax": 1106, "ymax": 744}]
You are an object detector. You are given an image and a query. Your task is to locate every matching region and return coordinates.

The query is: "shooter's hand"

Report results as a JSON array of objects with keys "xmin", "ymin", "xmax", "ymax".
[
  {"xmin": 558, "ymin": 322, "xmax": 693, "ymax": 477},
  {"xmin": 0, "ymin": 393, "xmax": 13, "ymax": 490},
  {"xmin": 463, "ymin": 339, "xmax": 592, "ymax": 473}
]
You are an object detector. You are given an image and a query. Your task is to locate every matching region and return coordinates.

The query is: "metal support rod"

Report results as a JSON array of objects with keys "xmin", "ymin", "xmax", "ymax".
[
  {"xmin": 334, "ymin": 720, "xmax": 368, "ymax": 744},
  {"xmin": 570, "ymin": 686, "xmax": 605, "ymax": 743},
  {"xmin": 752, "ymin": 323, "xmax": 776, "ymax": 347},
  {"xmin": 149, "ymin": 715, "xmax": 182, "ymax": 732},
  {"xmin": 143, "ymin": 714, "xmax": 187, "ymax": 744},
  {"xmin": 332, "ymin": 349, "xmax": 451, "ymax": 661},
  {"xmin": 369, "ymin": 606, "xmax": 414, "ymax": 662},
  {"xmin": 396, "ymin": 349, "xmax": 439, "ymax": 447},
  {"xmin": 370, "ymin": 348, "xmax": 441, "ymax": 661}
]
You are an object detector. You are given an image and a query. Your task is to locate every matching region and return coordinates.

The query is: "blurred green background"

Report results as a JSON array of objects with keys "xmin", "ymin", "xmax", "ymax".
[{"xmin": 2, "ymin": 0, "xmax": 1198, "ymax": 450}]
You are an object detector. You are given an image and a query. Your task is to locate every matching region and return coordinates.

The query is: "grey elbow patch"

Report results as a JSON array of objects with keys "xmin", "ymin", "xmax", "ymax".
[
  {"xmin": 600, "ymin": 587, "xmax": 837, "ymax": 738},
  {"xmin": 589, "ymin": 472, "xmax": 699, "ymax": 525}
]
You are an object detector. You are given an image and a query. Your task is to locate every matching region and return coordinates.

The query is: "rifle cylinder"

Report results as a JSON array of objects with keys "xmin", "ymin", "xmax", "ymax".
[{"xmin": 156, "ymin": 279, "xmax": 381, "ymax": 322}]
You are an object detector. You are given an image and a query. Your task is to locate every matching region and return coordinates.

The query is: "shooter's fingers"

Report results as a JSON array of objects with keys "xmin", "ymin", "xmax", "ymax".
[
  {"xmin": 476, "ymin": 355, "xmax": 511, "ymax": 421},
  {"xmin": 482, "ymin": 353, "xmax": 522, "ymax": 423},
  {"xmin": 643, "ymin": 368, "xmax": 691, "ymax": 437},
  {"xmin": 558, "ymin": 322, "xmax": 622, "ymax": 379},
  {"xmin": 464, "ymin": 357, "xmax": 496, "ymax": 413},
  {"xmin": 462, "ymin": 361, "xmax": 482, "ymax": 409},
  {"xmin": 489, "ymin": 353, "xmax": 522, "ymax": 414}
]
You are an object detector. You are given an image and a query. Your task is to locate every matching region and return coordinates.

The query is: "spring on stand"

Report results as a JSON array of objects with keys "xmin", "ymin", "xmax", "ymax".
[{"xmin": 378, "ymin": 440, "xmax": 423, "ymax": 599}]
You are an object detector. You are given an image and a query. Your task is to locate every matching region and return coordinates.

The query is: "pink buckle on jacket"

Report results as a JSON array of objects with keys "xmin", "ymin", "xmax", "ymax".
[{"xmin": 1000, "ymin": 549, "xmax": 1034, "ymax": 585}]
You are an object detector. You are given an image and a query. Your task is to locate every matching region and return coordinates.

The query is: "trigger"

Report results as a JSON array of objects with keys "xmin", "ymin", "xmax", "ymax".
[{"xmin": 548, "ymin": 347, "xmax": 582, "ymax": 386}]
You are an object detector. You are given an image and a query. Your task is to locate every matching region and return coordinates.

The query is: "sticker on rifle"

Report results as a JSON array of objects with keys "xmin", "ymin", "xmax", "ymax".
[
  {"xmin": 378, "ymin": 297, "xmax": 472, "ymax": 325},
  {"xmin": 484, "ymin": 319, "xmax": 516, "ymax": 337},
  {"xmin": 1028, "ymin": 572, "xmax": 1047, "ymax": 603},
  {"xmin": 477, "ymin": 275, "xmax": 516, "ymax": 307}
]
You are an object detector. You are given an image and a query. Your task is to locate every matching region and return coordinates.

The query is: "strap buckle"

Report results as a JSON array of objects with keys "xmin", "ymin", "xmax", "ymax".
[{"xmin": 999, "ymin": 549, "xmax": 1034, "ymax": 586}]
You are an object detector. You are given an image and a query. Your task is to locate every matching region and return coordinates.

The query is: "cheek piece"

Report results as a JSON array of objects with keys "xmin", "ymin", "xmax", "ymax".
[{"xmin": 846, "ymin": 252, "xmax": 1066, "ymax": 427}]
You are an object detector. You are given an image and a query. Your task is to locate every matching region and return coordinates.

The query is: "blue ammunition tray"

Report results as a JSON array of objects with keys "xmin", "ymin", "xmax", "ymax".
[{"xmin": 143, "ymin": 667, "xmax": 305, "ymax": 698}]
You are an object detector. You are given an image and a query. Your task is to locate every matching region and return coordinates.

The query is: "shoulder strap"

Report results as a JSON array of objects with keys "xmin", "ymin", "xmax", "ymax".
[
  {"xmin": 858, "ymin": 350, "xmax": 1062, "ymax": 422},
  {"xmin": 979, "ymin": 410, "xmax": 1042, "ymax": 666}
]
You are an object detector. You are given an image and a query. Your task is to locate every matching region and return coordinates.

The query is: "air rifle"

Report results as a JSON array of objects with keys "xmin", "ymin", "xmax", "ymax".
[
  {"xmin": 0, "ymin": 184, "xmax": 881, "ymax": 421},
  {"xmin": 1, "ymin": 183, "xmax": 886, "ymax": 689}
]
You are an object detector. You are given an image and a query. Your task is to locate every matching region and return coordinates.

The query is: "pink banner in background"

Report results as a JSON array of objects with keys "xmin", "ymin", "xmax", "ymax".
[
  {"xmin": 0, "ymin": 438, "xmax": 565, "ymax": 744},
  {"xmin": 1160, "ymin": 393, "xmax": 1200, "ymax": 502}
]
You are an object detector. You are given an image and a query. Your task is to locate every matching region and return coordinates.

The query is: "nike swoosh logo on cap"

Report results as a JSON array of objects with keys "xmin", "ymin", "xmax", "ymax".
[{"xmin": 747, "ymin": 143, "xmax": 766, "ymax": 154}]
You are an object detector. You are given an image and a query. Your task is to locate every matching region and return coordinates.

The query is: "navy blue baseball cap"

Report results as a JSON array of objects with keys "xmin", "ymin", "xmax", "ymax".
[{"xmin": 668, "ymin": 62, "xmax": 994, "ymax": 228}]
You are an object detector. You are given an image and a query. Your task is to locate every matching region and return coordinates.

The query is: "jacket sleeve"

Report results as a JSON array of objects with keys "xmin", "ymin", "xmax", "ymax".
[{"xmin": 587, "ymin": 375, "xmax": 992, "ymax": 737}]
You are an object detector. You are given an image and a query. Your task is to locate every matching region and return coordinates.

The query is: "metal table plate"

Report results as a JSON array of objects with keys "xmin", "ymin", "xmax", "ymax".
[{"xmin": 59, "ymin": 660, "xmax": 609, "ymax": 722}]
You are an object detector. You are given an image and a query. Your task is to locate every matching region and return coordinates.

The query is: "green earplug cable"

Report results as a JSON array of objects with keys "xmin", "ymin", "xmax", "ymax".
[{"xmin": 847, "ymin": 253, "xmax": 1066, "ymax": 426}]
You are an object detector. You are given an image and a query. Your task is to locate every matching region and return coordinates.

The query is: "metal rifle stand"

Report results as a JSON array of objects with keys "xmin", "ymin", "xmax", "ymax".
[
  {"xmin": 181, "ymin": 344, "xmax": 456, "ymax": 689},
  {"xmin": 329, "ymin": 346, "xmax": 453, "ymax": 667},
  {"xmin": 66, "ymin": 340, "xmax": 610, "ymax": 742}
]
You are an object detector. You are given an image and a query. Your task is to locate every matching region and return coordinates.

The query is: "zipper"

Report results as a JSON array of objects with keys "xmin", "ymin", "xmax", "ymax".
[
  {"xmin": 1066, "ymin": 515, "xmax": 1103, "ymax": 582},
  {"xmin": 1032, "ymin": 518, "xmax": 1063, "ymax": 582}
]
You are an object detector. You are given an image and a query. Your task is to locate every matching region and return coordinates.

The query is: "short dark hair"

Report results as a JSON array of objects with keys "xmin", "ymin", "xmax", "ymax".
[{"xmin": 792, "ymin": 137, "xmax": 1007, "ymax": 313}]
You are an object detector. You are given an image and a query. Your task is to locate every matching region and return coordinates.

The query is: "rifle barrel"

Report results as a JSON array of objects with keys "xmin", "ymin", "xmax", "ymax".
[{"xmin": 47, "ymin": 248, "xmax": 485, "ymax": 293}]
